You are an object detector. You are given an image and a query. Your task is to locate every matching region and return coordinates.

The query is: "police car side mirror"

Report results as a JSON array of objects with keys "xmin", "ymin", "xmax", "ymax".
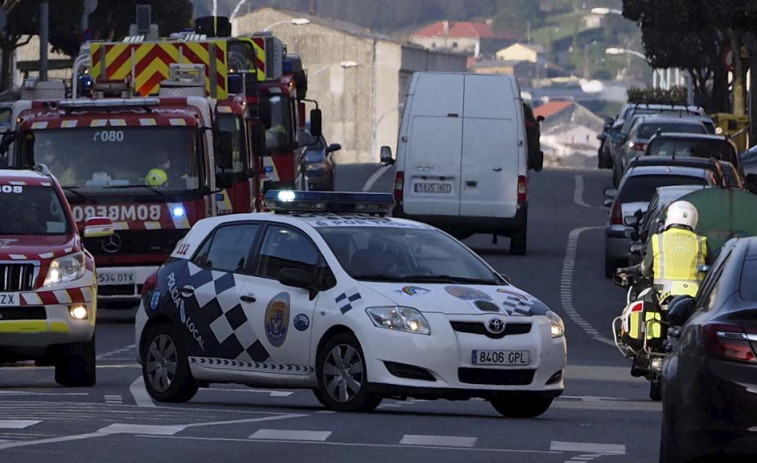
[
  {"xmin": 83, "ymin": 217, "xmax": 114, "ymax": 238},
  {"xmin": 668, "ymin": 296, "xmax": 695, "ymax": 327}
]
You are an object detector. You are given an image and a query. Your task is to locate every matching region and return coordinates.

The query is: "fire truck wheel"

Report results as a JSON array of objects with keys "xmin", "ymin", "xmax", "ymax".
[
  {"xmin": 55, "ymin": 335, "xmax": 96, "ymax": 387},
  {"xmin": 141, "ymin": 323, "xmax": 198, "ymax": 403}
]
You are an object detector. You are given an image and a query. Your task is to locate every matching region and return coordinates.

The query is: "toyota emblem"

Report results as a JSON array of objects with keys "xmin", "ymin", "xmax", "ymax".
[
  {"xmin": 101, "ymin": 232, "xmax": 122, "ymax": 254},
  {"xmin": 486, "ymin": 318, "xmax": 506, "ymax": 335}
]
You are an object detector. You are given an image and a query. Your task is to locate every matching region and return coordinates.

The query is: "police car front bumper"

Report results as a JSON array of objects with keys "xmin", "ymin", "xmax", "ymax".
[{"xmin": 360, "ymin": 313, "xmax": 566, "ymax": 397}]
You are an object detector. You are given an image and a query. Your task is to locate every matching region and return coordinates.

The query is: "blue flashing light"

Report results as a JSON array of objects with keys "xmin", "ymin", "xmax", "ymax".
[
  {"xmin": 264, "ymin": 190, "xmax": 395, "ymax": 215},
  {"xmin": 172, "ymin": 206, "xmax": 186, "ymax": 217}
]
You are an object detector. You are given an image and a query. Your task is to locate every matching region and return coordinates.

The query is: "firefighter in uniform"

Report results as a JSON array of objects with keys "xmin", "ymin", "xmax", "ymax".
[{"xmin": 640, "ymin": 200, "xmax": 710, "ymax": 290}]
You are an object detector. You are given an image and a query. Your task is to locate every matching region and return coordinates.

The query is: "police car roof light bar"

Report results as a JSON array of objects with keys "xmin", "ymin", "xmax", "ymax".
[{"xmin": 264, "ymin": 190, "xmax": 395, "ymax": 216}]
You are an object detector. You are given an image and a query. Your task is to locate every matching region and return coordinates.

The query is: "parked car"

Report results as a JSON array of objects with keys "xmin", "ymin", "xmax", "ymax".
[
  {"xmin": 627, "ymin": 156, "xmax": 743, "ymax": 189},
  {"xmin": 625, "ymin": 184, "xmax": 709, "ymax": 265},
  {"xmin": 603, "ymin": 165, "xmax": 717, "ymax": 277},
  {"xmin": 299, "ymin": 129, "xmax": 340, "ymax": 191},
  {"xmin": 739, "ymin": 145, "xmax": 757, "ymax": 193},
  {"xmin": 645, "ymin": 132, "xmax": 740, "ymax": 169},
  {"xmin": 613, "ymin": 116, "xmax": 709, "ymax": 186},
  {"xmin": 384, "ymin": 72, "xmax": 532, "ymax": 255},
  {"xmin": 660, "ymin": 237, "xmax": 757, "ymax": 462}
]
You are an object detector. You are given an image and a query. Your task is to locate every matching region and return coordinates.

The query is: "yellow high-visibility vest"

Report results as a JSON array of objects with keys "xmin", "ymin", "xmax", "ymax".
[{"xmin": 651, "ymin": 228, "xmax": 708, "ymax": 285}]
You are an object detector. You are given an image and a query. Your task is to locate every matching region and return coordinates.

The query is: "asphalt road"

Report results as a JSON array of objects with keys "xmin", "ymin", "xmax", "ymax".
[{"xmin": 0, "ymin": 166, "xmax": 660, "ymax": 463}]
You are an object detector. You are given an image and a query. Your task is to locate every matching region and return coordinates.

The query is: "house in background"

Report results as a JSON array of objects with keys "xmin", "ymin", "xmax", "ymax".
[
  {"xmin": 409, "ymin": 21, "xmax": 518, "ymax": 57},
  {"xmin": 533, "ymin": 100, "xmax": 604, "ymax": 167},
  {"xmin": 496, "ymin": 43, "xmax": 546, "ymax": 64}
]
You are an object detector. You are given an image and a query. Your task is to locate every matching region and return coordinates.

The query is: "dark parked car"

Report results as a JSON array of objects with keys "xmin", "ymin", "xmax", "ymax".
[
  {"xmin": 645, "ymin": 133, "xmax": 740, "ymax": 170},
  {"xmin": 299, "ymin": 129, "xmax": 340, "ymax": 191},
  {"xmin": 627, "ymin": 156, "xmax": 743, "ymax": 189},
  {"xmin": 739, "ymin": 145, "xmax": 757, "ymax": 193},
  {"xmin": 660, "ymin": 237, "xmax": 757, "ymax": 462}
]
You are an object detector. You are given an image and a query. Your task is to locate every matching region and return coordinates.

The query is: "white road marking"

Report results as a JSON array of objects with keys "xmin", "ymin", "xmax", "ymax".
[
  {"xmin": 0, "ymin": 391, "xmax": 88, "ymax": 396},
  {"xmin": 98, "ymin": 423, "xmax": 187, "ymax": 436},
  {"xmin": 142, "ymin": 434, "xmax": 559, "ymax": 455},
  {"xmin": 561, "ymin": 226, "xmax": 615, "ymax": 346},
  {"xmin": 0, "ymin": 420, "xmax": 41, "ymax": 429},
  {"xmin": 362, "ymin": 165, "xmax": 391, "ymax": 192},
  {"xmin": 400, "ymin": 434, "xmax": 477, "ymax": 448},
  {"xmin": 203, "ymin": 388, "xmax": 294, "ymax": 397},
  {"xmin": 573, "ymin": 175, "xmax": 599, "ymax": 209},
  {"xmin": 129, "ymin": 376, "xmax": 155, "ymax": 408},
  {"xmin": 550, "ymin": 441, "xmax": 626, "ymax": 455},
  {"xmin": 250, "ymin": 429, "xmax": 332, "ymax": 442},
  {"xmin": 0, "ymin": 431, "xmax": 105, "ymax": 450},
  {"xmin": 96, "ymin": 344, "xmax": 135, "ymax": 361},
  {"xmin": 104, "ymin": 395, "xmax": 123, "ymax": 405}
]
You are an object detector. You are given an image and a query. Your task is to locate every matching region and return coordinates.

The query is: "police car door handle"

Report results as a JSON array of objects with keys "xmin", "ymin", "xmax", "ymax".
[
  {"xmin": 241, "ymin": 294, "xmax": 256, "ymax": 304},
  {"xmin": 180, "ymin": 285, "xmax": 195, "ymax": 298},
  {"xmin": 492, "ymin": 167, "xmax": 502, "ymax": 172}
]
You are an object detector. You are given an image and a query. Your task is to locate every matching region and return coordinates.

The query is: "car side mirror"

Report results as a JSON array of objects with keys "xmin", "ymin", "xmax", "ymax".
[
  {"xmin": 327, "ymin": 143, "xmax": 341, "ymax": 153},
  {"xmin": 604, "ymin": 188, "xmax": 618, "ymax": 198},
  {"xmin": 536, "ymin": 115, "xmax": 545, "ymax": 122},
  {"xmin": 667, "ymin": 296, "xmax": 696, "ymax": 326},
  {"xmin": 603, "ymin": 198, "xmax": 614, "ymax": 208},
  {"xmin": 83, "ymin": 217, "xmax": 114, "ymax": 238},
  {"xmin": 310, "ymin": 109, "xmax": 323, "ymax": 138},
  {"xmin": 629, "ymin": 243, "xmax": 645, "ymax": 255},
  {"xmin": 380, "ymin": 145, "xmax": 394, "ymax": 165}
]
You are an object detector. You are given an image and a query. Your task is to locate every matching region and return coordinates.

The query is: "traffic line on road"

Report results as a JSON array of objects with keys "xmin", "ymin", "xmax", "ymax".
[
  {"xmin": 200, "ymin": 387, "xmax": 294, "ymax": 397},
  {"xmin": 129, "ymin": 376, "xmax": 155, "ymax": 408},
  {"xmin": 96, "ymin": 344, "xmax": 135, "ymax": 361},
  {"xmin": 560, "ymin": 226, "xmax": 614, "ymax": 346},
  {"xmin": 362, "ymin": 165, "xmax": 391, "ymax": 192},
  {"xmin": 104, "ymin": 395, "xmax": 123, "ymax": 405},
  {"xmin": 573, "ymin": 175, "xmax": 602, "ymax": 209},
  {"xmin": 550, "ymin": 441, "xmax": 626, "ymax": 455},
  {"xmin": 400, "ymin": 434, "xmax": 477, "ymax": 448},
  {"xmin": 0, "ymin": 420, "xmax": 41, "ymax": 429},
  {"xmin": 250, "ymin": 429, "xmax": 332, "ymax": 442}
]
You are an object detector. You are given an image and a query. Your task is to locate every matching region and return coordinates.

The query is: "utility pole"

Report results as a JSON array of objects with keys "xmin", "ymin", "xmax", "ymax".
[{"xmin": 40, "ymin": 0, "xmax": 49, "ymax": 81}]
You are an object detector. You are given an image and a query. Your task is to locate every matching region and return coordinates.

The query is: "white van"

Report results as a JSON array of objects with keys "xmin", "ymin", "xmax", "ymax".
[{"xmin": 382, "ymin": 72, "xmax": 535, "ymax": 255}]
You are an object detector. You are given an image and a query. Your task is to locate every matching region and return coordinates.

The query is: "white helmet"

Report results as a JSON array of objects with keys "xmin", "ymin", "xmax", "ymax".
[{"xmin": 665, "ymin": 201, "xmax": 698, "ymax": 230}]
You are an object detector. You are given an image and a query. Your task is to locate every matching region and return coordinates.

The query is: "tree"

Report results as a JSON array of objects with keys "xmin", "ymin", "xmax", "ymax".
[{"xmin": 492, "ymin": 0, "xmax": 544, "ymax": 36}]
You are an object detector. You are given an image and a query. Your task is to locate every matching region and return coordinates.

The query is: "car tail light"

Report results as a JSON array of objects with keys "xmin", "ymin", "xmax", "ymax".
[
  {"xmin": 610, "ymin": 199, "xmax": 623, "ymax": 225},
  {"xmin": 393, "ymin": 171, "xmax": 405, "ymax": 202},
  {"xmin": 629, "ymin": 142, "xmax": 647, "ymax": 152},
  {"xmin": 518, "ymin": 175, "xmax": 527, "ymax": 203},
  {"xmin": 702, "ymin": 323, "xmax": 757, "ymax": 363},
  {"xmin": 141, "ymin": 271, "xmax": 158, "ymax": 297}
]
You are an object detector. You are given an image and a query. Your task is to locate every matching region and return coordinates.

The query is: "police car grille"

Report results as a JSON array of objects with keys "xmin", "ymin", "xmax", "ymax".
[
  {"xmin": 0, "ymin": 264, "xmax": 35, "ymax": 292},
  {"xmin": 458, "ymin": 368, "xmax": 535, "ymax": 386},
  {"xmin": 450, "ymin": 321, "xmax": 532, "ymax": 339},
  {"xmin": 0, "ymin": 307, "xmax": 45, "ymax": 320}
]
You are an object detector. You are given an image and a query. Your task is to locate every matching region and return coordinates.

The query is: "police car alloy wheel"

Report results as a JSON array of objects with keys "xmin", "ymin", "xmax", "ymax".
[
  {"xmin": 54, "ymin": 335, "xmax": 96, "ymax": 387},
  {"xmin": 490, "ymin": 395, "xmax": 553, "ymax": 418},
  {"xmin": 315, "ymin": 333, "xmax": 382, "ymax": 412},
  {"xmin": 142, "ymin": 323, "xmax": 198, "ymax": 403}
]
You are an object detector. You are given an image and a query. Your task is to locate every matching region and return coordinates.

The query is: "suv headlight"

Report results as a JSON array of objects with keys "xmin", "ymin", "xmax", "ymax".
[
  {"xmin": 366, "ymin": 307, "xmax": 431, "ymax": 335},
  {"xmin": 547, "ymin": 311, "xmax": 565, "ymax": 338},
  {"xmin": 43, "ymin": 252, "xmax": 86, "ymax": 287}
]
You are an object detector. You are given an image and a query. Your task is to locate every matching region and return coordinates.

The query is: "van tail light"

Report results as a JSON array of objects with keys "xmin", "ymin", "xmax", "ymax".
[
  {"xmin": 610, "ymin": 199, "xmax": 623, "ymax": 225},
  {"xmin": 702, "ymin": 323, "xmax": 757, "ymax": 363},
  {"xmin": 629, "ymin": 142, "xmax": 647, "ymax": 152},
  {"xmin": 517, "ymin": 175, "xmax": 527, "ymax": 203},
  {"xmin": 393, "ymin": 171, "xmax": 405, "ymax": 202}
]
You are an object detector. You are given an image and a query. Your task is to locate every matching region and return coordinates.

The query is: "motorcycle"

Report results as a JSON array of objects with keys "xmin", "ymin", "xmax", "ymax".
[{"xmin": 611, "ymin": 266, "xmax": 699, "ymax": 401}]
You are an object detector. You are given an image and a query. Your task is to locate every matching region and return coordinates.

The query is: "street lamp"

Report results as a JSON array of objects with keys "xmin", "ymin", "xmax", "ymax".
[
  {"xmin": 590, "ymin": 7, "xmax": 623, "ymax": 16},
  {"xmin": 263, "ymin": 18, "xmax": 310, "ymax": 32},
  {"xmin": 605, "ymin": 47, "xmax": 647, "ymax": 61},
  {"xmin": 309, "ymin": 61, "xmax": 359, "ymax": 77}
]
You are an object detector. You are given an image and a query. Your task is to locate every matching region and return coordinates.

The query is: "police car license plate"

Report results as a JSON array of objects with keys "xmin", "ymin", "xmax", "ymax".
[
  {"xmin": 414, "ymin": 182, "xmax": 452, "ymax": 194},
  {"xmin": 0, "ymin": 293, "xmax": 19, "ymax": 306},
  {"xmin": 98, "ymin": 271, "xmax": 135, "ymax": 286},
  {"xmin": 472, "ymin": 350, "xmax": 530, "ymax": 366}
]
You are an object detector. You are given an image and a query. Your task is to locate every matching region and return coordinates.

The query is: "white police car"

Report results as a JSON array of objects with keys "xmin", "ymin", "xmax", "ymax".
[{"xmin": 135, "ymin": 191, "xmax": 566, "ymax": 417}]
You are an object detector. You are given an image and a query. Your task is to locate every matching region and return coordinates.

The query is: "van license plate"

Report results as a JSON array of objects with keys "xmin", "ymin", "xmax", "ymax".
[
  {"xmin": 414, "ymin": 182, "xmax": 452, "ymax": 194},
  {"xmin": 472, "ymin": 350, "xmax": 530, "ymax": 366}
]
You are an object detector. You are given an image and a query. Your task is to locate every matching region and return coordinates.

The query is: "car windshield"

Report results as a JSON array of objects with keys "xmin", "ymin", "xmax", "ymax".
[
  {"xmin": 30, "ymin": 127, "xmax": 201, "ymax": 191},
  {"xmin": 647, "ymin": 139, "xmax": 737, "ymax": 164},
  {"xmin": 636, "ymin": 123, "xmax": 705, "ymax": 139},
  {"xmin": 740, "ymin": 257, "xmax": 757, "ymax": 301},
  {"xmin": 619, "ymin": 174, "xmax": 709, "ymax": 203},
  {"xmin": 318, "ymin": 226, "xmax": 503, "ymax": 284},
  {"xmin": 0, "ymin": 184, "xmax": 69, "ymax": 235},
  {"xmin": 265, "ymin": 95, "xmax": 293, "ymax": 156}
]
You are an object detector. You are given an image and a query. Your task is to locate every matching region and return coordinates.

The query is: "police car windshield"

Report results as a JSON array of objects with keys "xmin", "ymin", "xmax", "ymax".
[
  {"xmin": 0, "ymin": 185, "xmax": 69, "ymax": 235},
  {"xmin": 31, "ymin": 127, "xmax": 201, "ymax": 191},
  {"xmin": 318, "ymin": 226, "xmax": 502, "ymax": 284}
]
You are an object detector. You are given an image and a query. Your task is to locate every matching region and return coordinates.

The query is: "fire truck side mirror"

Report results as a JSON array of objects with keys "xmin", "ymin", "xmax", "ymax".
[
  {"xmin": 215, "ymin": 131, "xmax": 234, "ymax": 170},
  {"xmin": 310, "ymin": 109, "xmax": 323, "ymax": 138}
]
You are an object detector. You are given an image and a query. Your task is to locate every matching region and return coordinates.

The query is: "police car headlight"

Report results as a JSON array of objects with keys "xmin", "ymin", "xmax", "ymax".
[
  {"xmin": 43, "ymin": 252, "xmax": 86, "ymax": 287},
  {"xmin": 366, "ymin": 307, "xmax": 431, "ymax": 335},
  {"xmin": 548, "ymin": 311, "xmax": 565, "ymax": 338}
]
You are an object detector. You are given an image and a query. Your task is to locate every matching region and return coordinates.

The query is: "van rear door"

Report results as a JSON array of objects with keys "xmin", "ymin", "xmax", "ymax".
[
  {"xmin": 459, "ymin": 74, "xmax": 520, "ymax": 219},
  {"xmin": 402, "ymin": 73, "xmax": 463, "ymax": 216}
]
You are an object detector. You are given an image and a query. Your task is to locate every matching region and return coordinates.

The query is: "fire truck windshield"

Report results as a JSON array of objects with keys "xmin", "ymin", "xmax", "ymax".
[
  {"xmin": 265, "ymin": 95, "xmax": 293, "ymax": 156},
  {"xmin": 30, "ymin": 127, "xmax": 201, "ymax": 191}
]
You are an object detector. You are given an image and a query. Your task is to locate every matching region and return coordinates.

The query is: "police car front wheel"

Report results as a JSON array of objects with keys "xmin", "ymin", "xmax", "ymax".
[
  {"xmin": 315, "ymin": 333, "xmax": 382, "ymax": 412},
  {"xmin": 142, "ymin": 323, "xmax": 198, "ymax": 403}
]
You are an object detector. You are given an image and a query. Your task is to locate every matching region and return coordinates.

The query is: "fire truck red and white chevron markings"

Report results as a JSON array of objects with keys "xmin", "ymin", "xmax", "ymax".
[{"xmin": 21, "ymin": 287, "xmax": 93, "ymax": 306}]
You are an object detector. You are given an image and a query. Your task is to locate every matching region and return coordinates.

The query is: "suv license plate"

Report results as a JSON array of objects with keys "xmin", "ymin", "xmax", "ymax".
[
  {"xmin": 0, "ymin": 293, "xmax": 19, "ymax": 306},
  {"xmin": 98, "ymin": 272, "xmax": 135, "ymax": 285},
  {"xmin": 414, "ymin": 182, "xmax": 452, "ymax": 194},
  {"xmin": 472, "ymin": 350, "xmax": 530, "ymax": 366}
]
